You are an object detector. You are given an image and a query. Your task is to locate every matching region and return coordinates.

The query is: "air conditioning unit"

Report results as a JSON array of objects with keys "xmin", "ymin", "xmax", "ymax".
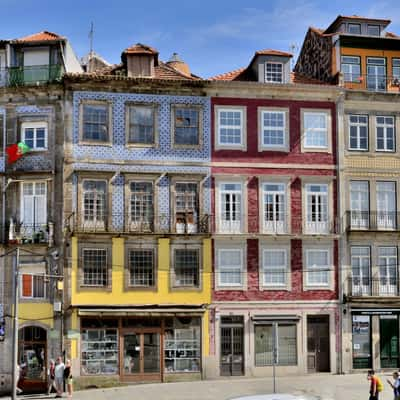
[{"xmin": 53, "ymin": 302, "xmax": 62, "ymax": 312}]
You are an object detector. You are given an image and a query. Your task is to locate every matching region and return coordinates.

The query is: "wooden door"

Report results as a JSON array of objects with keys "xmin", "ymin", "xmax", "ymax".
[{"xmin": 307, "ymin": 315, "xmax": 330, "ymax": 372}]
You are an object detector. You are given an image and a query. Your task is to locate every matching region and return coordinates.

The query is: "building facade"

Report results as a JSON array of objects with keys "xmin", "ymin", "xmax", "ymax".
[
  {"xmin": 63, "ymin": 45, "xmax": 213, "ymax": 386},
  {"xmin": 296, "ymin": 15, "xmax": 400, "ymax": 373},
  {"xmin": 204, "ymin": 50, "xmax": 342, "ymax": 378}
]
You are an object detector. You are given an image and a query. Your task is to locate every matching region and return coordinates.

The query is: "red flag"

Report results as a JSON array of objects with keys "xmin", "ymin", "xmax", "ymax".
[{"xmin": 6, "ymin": 144, "xmax": 21, "ymax": 164}]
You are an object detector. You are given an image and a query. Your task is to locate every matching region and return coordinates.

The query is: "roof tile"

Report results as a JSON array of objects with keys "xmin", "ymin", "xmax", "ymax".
[{"xmin": 14, "ymin": 31, "xmax": 63, "ymax": 42}]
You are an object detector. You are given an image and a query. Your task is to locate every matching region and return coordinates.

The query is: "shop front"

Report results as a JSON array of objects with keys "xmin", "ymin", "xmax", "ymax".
[{"xmin": 77, "ymin": 311, "xmax": 205, "ymax": 383}]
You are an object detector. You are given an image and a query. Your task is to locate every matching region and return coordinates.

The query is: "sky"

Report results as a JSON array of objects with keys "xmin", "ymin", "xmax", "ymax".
[{"xmin": 1, "ymin": 0, "xmax": 400, "ymax": 78}]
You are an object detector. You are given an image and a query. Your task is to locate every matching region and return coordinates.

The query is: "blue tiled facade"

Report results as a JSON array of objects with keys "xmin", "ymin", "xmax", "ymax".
[{"xmin": 71, "ymin": 91, "xmax": 211, "ymax": 224}]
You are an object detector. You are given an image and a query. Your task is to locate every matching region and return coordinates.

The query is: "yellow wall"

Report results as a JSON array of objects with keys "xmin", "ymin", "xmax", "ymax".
[
  {"xmin": 19, "ymin": 303, "xmax": 54, "ymax": 328},
  {"xmin": 339, "ymin": 47, "xmax": 400, "ymax": 91},
  {"xmin": 71, "ymin": 236, "xmax": 212, "ymax": 306}
]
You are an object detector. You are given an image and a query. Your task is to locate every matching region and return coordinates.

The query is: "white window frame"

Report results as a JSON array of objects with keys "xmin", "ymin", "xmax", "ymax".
[
  {"xmin": 262, "ymin": 182, "xmax": 287, "ymax": 234},
  {"xmin": 341, "ymin": 56, "xmax": 361, "ymax": 83},
  {"xmin": 217, "ymin": 181, "xmax": 244, "ymax": 234},
  {"xmin": 20, "ymin": 273, "xmax": 46, "ymax": 299},
  {"xmin": 304, "ymin": 183, "xmax": 329, "ymax": 234},
  {"xmin": 301, "ymin": 110, "xmax": 331, "ymax": 152},
  {"xmin": 81, "ymin": 179, "xmax": 107, "ymax": 229},
  {"xmin": 20, "ymin": 181, "xmax": 47, "ymax": 235},
  {"xmin": 349, "ymin": 180, "xmax": 370, "ymax": 229},
  {"xmin": 261, "ymin": 246, "xmax": 290, "ymax": 289},
  {"xmin": 265, "ymin": 61, "xmax": 283, "ymax": 83},
  {"xmin": 378, "ymin": 246, "xmax": 398, "ymax": 296},
  {"xmin": 21, "ymin": 121, "xmax": 48, "ymax": 151},
  {"xmin": 259, "ymin": 108, "xmax": 289, "ymax": 151},
  {"xmin": 348, "ymin": 114, "xmax": 368, "ymax": 151},
  {"xmin": 375, "ymin": 115, "xmax": 395, "ymax": 152},
  {"xmin": 216, "ymin": 247, "xmax": 245, "ymax": 289},
  {"xmin": 304, "ymin": 247, "xmax": 332, "ymax": 289},
  {"xmin": 215, "ymin": 106, "xmax": 246, "ymax": 150},
  {"xmin": 351, "ymin": 246, "xmax": 371, "ymax": 296}
]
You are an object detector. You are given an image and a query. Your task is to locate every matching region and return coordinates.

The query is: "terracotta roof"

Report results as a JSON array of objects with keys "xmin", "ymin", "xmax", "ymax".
[
  {"xmin": 255, "ymin": 49, "xmax": 293, "ymax": 57},
  {"xmin": 13, "ymin": 31, "xmax": 63, "ymax": 42},
  {"xmin": 155, "ymin": 62, "xmax": 199, "ymax": 80},
  {"xmin": 123, "ymin": 43, "xmax": 158, "ymax": 55},
  {"xmin": 209, "ymin": 67, "xmax": 247, "ymax": 81}
]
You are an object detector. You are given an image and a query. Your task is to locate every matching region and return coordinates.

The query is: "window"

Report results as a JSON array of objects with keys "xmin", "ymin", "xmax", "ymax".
[
  {"xmin": 82, "ymin": 103, "xmax": 109, "ymax": 142},
  {"xmin": 393, "ymin": 59, "xmax": 400, "ymax": 81},
  {"xmin": 376, "ymin": 181, "xmax": 396, "ymax": 229},
  {"xmin": 350, "ymin": 181, "xmax": 369, "ymax": 229},
  {"xmin": 262, "ymin": 248, "xmax": 288, "ymax": 287},
  {"xmin": 305, "ymin": 184, "xmax": 328, "ymax": 234},
  {"xmin": 217, "ymin": 248, "xmax": 243, "ymax": 287},
  {"xmin": 174, "ymin": 182, "xmax": 199, "ymax": 234},
  {"xmin": 219, "ymin": 182, "xmax": 243, "ymax": 233},
  {"xmin": 352, "ymin": 315, "xmax": 371, "ymax": 369},
  {"xmin": 348, "ymin": 115, "xmax": 368, "ymax": 150},
  {"xmin": 348, "ymin": 23, "xmax": 361, "ymax": 34},
  {"xmin": 82, "ymin": 248, "xmax": 108, "ymax": 287},
  {"xmin": 378, "ymin": 247, "xmax": 397, "ymax": 296},
  {"xmin": 255, "ymin": 324, "xmax": 297, "ymax": 366},
  {"xmin": 303, "ymin": 111, "xmax": 329, "ymax": 150},
  {"xmin": 21, "ymin": 181, "xmax": 47, "ymax": 238},
  {"xmin": 305, "ymin": 248, "xmax": 330, "ymax": 286},
  {"xmin": 265, "ymin": 62, "xmax": 283, "ymax": 83},
  {"xmin": 173, "ymin": 248, "xmax": 200, "ymax": 288},
  {"xmin": 376, "ymin": 116, "xmax": 395, "ymax": 151},
  {"xmin": 367, "ymin": 25, "xmax": 380, "ymax": 36},
  {"xmin": 129, "ymin": 181, "xmax": 153, "ymax": 231},
  {"xmin": 21, "ymin": 122, "xmax": 47, "ymax": 150},
  {"xmin": 351, "ymin": 247, "xmax": 371, "ymax": 296},
  {"xmin": 260, "ymin": 110, "xmax": 286, "ymax": 149},
  {"xmin": 262, "ymin": 183, "xmax": 286, "ymax": 233},
  {"xmin": 126, "ymin": 105, "xmax": 156, "ymax": 145},
  {"xmin": 128, "ymin": 249, "xmax": 155, "ymax": 287},
  {"xmin": 82, "ymin": 180, "xmax": 107, "ymax": 228},
  {"xmin": 20, "ymin": 274, "xmax": 45, "ymax": 299},
  {"xmin": 367, "ymin": 58, "xmax": 386, "ymax": 91},
  {"xmin": 216, "ymin": 108, "xmax": 244, "ymax": 148},
  {"xmin": 172, "ymin": 106, "xmax": 201, "ymax": 147},
  {"xmin": 341, "ymin": 56, "xmax": 361, "ymax": 82}
]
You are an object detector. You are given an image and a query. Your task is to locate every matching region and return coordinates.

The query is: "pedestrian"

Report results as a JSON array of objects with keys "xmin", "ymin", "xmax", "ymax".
[
  {"xmin": 368, "ymin": 369, "xmax": 384, "ymax": 400},
  {"xmin": 47, "ymin": 359, "xmax": 56, "ymax": 395},
  {"xmin": 387, "ymin": 371, "xmax": 400, "ymax": 400},
  {"xmin": 54, "ymin": 356, "xmax": 65, "ymax": 398},
  {"xmin": 64, "ymin": 360, "xmax": 73, "ymax": 399}
]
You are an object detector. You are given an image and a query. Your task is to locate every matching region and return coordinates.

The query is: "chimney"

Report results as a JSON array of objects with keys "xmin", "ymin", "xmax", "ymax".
[
  {"xmin": 166, "ymin": 53, "xmax": 190, "ymax": 76},
  {"xmin": 122, "ymin": 43, "xmax": 159, "ymax": 78}
]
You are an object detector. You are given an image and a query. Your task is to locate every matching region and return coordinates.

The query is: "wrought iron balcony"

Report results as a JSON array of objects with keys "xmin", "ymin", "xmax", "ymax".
[
  {"xmin": 341, "ymin": 73, "xmax": 400, "ymax": 93},
  {"xmin": 4, "ymin": 219, "xmax": 54, "ymax": 245},
  {"xmin": 347, "ymin": 276, "xmax": 400, "ymax": 297},
  {"xmin": 7, "ymin": 64, "xmax": 63, "ymax": 86},
  {"xmin": 66, "ymin": 213, "xmax": 211, "ymax": 235},
  {"xmin": 346, "ymin": 211, "xmax": 399, "ymax": 232}
]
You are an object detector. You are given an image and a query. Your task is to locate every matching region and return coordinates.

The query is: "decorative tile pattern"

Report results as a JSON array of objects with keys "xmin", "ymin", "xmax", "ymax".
[
  {"xmin": 72, "ymin": 91, "xmax": 210, "ymax": 162},
  {"xmin": 16, "ymin": 106, "xmax": 53, "ymax": 114}
]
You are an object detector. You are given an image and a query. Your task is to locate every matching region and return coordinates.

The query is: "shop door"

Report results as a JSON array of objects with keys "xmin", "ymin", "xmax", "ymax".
[
  {"xmin": 121, "ymin": 330, "xmax": 161, "ymax": 381},
  {"xmin": 307, "ymin": 316, "xmax": 330, "ymax": 372},
  {"xmin": 380, "ymin": 316, "xmax": 399, "ymax": 368},
  {"xmin": 220, "ymin": 316, "xmax": 244, "ymax": 376}
]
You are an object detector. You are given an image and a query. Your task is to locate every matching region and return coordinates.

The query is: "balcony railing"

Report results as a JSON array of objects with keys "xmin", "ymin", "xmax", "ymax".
[
  {"xmin": 346, "ymin": 211, "xmax": 399, "ymax": 232},
  {"xmin": 347, "ymin": 277, "xmax": 400, "ymax": 297},
  {"xmin": 5, "ymin": 220, "xmax": 54, "ymax": 245},
  {"xmin": 6, "ymin": 64, "xmax": 63, "ymax": 86},
  {"xmin": 340, "ymin": 73, "xmax": 400, "ymax": 93}
]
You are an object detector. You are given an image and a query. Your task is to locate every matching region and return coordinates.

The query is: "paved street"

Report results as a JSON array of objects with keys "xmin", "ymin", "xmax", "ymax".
[{"xmin": 1, "ymin": 373, "xmax": 395, "ymax": 400}]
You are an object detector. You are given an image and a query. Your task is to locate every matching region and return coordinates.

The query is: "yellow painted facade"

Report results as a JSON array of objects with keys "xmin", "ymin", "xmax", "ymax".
[{"xmin": 19, "ymin": 303, "xmax": 54, "ymax": 328}]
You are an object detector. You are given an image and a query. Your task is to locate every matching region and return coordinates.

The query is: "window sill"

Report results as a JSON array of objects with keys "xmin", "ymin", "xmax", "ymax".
[
  {"xmin": 79, "ymin": 141, "xmax": 112, "ymax": 147},
  {"xmin": 78, "ymin": 285, "xmax": 112, "ymax": 292},
  {"xmin": 172, "ymin": 144, "xmax": 202, "ymax": 150},
  {"xmin": 259, "ymin": 285, "xmax": 291, "ymax": 291},
  {"xmin": 215, "ymin": 285, "xmax": 246, "ymax": 291},
  {"xmin": 170, "ymin": 286, "xmax": 203, "ymax": 292},
  {"xmin": 215, "ymin": 144, "xmax": 247, "ymax": 152},
  {"xmin": 302, "ymin": 147, "xmax": 331, "ymax": 154},
  {"xmin": 126, "ymin": 143, "xmax": 158, "ymax": 149},
  {"xmin": 259, "ymin": 146, "xmax": 289, "ymax": 153},
  {"xmin": 303, "ymin": 285, "xmax": 333, "ymax": 291},
  {"xmin": 124, "ymin": 285, "xmax": 158, "ymax": 292}
]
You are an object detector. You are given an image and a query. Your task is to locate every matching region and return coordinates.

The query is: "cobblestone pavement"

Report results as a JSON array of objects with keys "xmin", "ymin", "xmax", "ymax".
[{"xmin": 1, "ymin": 373, "xmax": 395, "ymax": 400}]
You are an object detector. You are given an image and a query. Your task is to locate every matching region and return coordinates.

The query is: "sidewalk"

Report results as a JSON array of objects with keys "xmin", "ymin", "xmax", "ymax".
[{"xmin": 1, "ymin": 373, "xmax": 394, "ymax": 400}]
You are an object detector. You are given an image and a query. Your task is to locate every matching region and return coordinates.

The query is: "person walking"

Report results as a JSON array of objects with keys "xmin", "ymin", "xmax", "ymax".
[
  {"xmin": 64, "ymin": 360, "xmax": 73, "ymax": 399},
  {"xmin": 54, "ymin": 357, "xmax": 65, "ymax": 398},
  {"xmin": 387, "ymin": 371, "xmax": 400, "ymax": 400},
  {"xmin": 368, "ymin": 369, "xmax": 384, "ymax": 400},
  {"xmin": 47, "ymin": 359, "xmax": 56, "ymax": 395}
]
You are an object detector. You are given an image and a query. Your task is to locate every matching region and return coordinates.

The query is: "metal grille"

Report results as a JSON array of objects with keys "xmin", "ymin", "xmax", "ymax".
[
  {"xmin": 220, "ymin": 318, "xmax": 244, "ymax": 376},
  {"xmin": 173, "ymin": 249, "xmax": 199, "ymax": 287},
  {"xmin": 129, "ymin": 249, "xmax": 155, "ymax": 287},
  {"xmin": 82, "ymin": 104, "xmax": 108, "ymax": 141},
  {"xmin": 82, "ymin": 248, "xmax": 108, "ymax": 286}
]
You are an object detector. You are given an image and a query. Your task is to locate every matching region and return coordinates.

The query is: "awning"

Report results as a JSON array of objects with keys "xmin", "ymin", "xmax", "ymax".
[
  {"xmin": 251, "ymin": 315, "xmax": 301, "ymax": 324},
  {"xmin": 78, "ymin": 307, "xmax": 206, "ymax": 317}
]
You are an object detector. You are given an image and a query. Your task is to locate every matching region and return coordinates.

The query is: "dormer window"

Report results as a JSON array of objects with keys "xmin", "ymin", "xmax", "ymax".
[
  {"xmin": 348, "ymin": 23, "xmax": 361, "ymax": 35},
  {"xmin": 265, "ymin": 62, "xmax": 283, "ymax": 83},
  {"xmin": 367, "ymin": 25, "xmax": 380, "ymax": 36}
]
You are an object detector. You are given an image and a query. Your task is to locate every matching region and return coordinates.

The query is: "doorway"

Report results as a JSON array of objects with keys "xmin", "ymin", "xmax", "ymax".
[
  {"xmin": 380, "ymin": 315, "xmax": 399, "ymax": 368},
  {"xmin": 120, "ymin": 329, "xmax": 161, "ymax": 381},
  {"xmin": 220, "ymin": 316, "xmax": 244, "ymax": 376},
  {"xmin": 307, "ymin": 315, "xmax": 330, "ymax": 372}
]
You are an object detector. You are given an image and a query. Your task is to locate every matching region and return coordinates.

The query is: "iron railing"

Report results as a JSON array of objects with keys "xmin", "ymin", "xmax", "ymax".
[
  {"xmin": 7, "ymin": 64, "xmax": 63, "ymax": 86},
  {"xmin": 5, "ymin": 220, "xmax": 54, "ymax": 245},
  {"xmin": 346, "ymin": 211, "xmax": 400, "ymax": 231},
  {"xmin": 347, "ymin": 276, "xmax": 400, "ymax": 297},
  {"xmin": 341, "ymin": 73, "xmax": 400, "ymax": 92}
]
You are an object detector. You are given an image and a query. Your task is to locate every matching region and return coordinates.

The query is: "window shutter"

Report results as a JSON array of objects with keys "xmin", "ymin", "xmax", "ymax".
[
  {"xmin": 22, "ymin": 275, "xmax": 32, "ymax": 297},
  {"xmin": 34, "ymin": 193, "xmax": 47, "ymax": 225},
  {"xmin": 22, "ymin": 194, "xmax": 34, "ymax": 225}
]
